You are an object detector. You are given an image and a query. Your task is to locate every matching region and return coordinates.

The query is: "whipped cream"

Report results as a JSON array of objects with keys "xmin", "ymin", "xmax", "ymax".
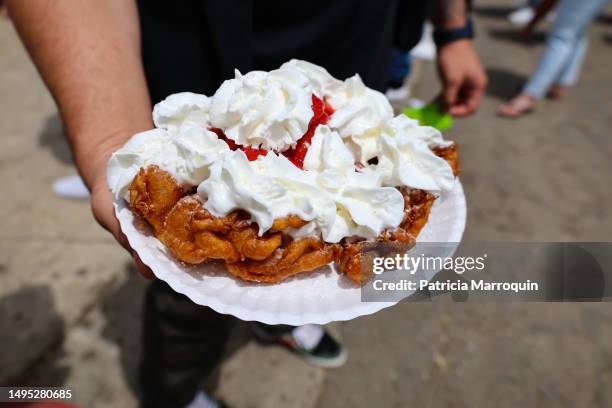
[
  {"xmin": 107, "ymin": 126, "xmax": 228, "ymax": 200},
  {"xmin": 383, "ymin": 114, "xmax": 453, "ymax": 149},
  {"xmin": 302, "ymin": 125, "xmax": 355, "ymax": 172},
  {"xmin": 109, "ymin": 59, "xmax": 456, "ymax": 242},
  {"xmin": 370, "ymin": 116, "xmax": 455, "ymax": 192},
  {"xmin": 198, "ymin": 131, "xmax": 404, "ymax": 242},
  {"xmin": 209, "ymin": 67, "xmax": 315, "ymax": 150},
  {"xmin": 327, "ymin": 75, "xmax": 394, "ymax": 163},
  {"xmin": 299, "ymin": 126, "xmax": 404, "ymax": 241},
  {"xmin": 153, "ymin": 92, "xmax": 210, "ymax": 133},
  {"xmin": 279, "ymin": 59, "xmax": 343, "ymax": 98}
]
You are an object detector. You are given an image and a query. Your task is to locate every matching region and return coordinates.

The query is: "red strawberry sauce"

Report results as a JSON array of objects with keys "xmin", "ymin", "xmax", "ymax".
[{"xmin": 209, "ymin": 94, "xmax": 334, "ymax": 169}]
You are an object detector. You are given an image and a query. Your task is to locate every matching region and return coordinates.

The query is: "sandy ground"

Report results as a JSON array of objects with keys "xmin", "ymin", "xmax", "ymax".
[{"xmin": 1, "ymin": 1, "xmax": 612, "ymax": 407}]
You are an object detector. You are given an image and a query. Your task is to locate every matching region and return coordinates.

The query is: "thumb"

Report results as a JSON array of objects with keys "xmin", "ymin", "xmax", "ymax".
[{"xmin": 90, "ymin": 183, "xmax": 155, "ymax": 280}]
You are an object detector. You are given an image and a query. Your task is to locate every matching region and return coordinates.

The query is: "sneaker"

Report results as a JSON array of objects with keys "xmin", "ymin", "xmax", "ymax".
[
  {"xmin": 385, "ymin": 85, "xmax": 411, "ymax": 103},
  {"xmin": 184, "ymin": 390, "xmax": 224, "ymax": 408},
  {"xmin": 250, "ymin": 323, "xmax": 348, "ymax": 368},
  {"xmin": 52, "ymin": 175, "xmax": 90, "ymax": 199},
  {"xmin": 508, "ymin": 7, "xmax": 535, "ymax": 27},
  {"xmin": 411, "ymin": 23, "xmax": 436, "ymax": 61}
]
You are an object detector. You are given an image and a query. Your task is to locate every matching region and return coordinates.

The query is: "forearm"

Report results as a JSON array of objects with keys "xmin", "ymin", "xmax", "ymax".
[
  {"xmin": 431, "ymin": 0, "xmax": 468, "ymax": 30},
  {"xmin": 7, "ymin": 0, "xmax": 152, "ymax": 188}
]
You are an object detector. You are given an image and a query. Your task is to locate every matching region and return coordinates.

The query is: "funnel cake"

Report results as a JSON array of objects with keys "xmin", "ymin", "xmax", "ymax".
[
  {"xmin": 128, "ymin": 140, "xmax": 458, "ymax": 284},
  {"xmin": 110, "ymin": 60, "xmax": 460, "ymax": 286}
]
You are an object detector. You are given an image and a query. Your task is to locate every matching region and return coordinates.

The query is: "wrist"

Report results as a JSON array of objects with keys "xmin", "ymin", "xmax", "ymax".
[
  {"xmin": 434, "ymin": 18, "xmax": 474, "ymax": 48},
  {"xmin": 437, "ymin": 38, "xmax": 473, "ymax": 51},
  {"xmin": 435, "ymin": 16, "xmax": 467, "ymax": 31}
]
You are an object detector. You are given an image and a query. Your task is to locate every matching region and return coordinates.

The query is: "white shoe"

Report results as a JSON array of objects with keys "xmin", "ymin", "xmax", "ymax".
[
  {"xmin": 184, "ymin": 391, "xmax": 220, "ymax": 408},
  {"xmin": 408, "ymin": 98, "xmax": 426, "ymax": 109},
  {"xmin": 250, "ymin": 323, "xmax": 348, "ymax": 369},
  {"xmin": 508, "ymin": 7, "xmax": 535, "ymax": 27},
  {"xmin": 411, "ymin": 23, "xmax": 436, "ymax": 61},
  {"xmin": 52, "ymin": 175, "xmax": 90, "ymax": 199},
  {"xmin": 386, "ymin": 85, "xmax": 411, "ymax": 102}
]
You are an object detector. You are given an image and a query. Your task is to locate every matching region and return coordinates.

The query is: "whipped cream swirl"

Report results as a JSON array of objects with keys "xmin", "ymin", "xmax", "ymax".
[
  {"xmin": 279, "ymin": 59, "xmax": 343, "ymax": 98},
  {"xmin": 369, "ymin": 115, "xmax": 455, "ymax": 192},
  {"xmin": 327, "ymin": 75, "xmax": 394, "ymax": 163},
  {"xmin": 107, "ymin": 126, "xmax": 228, "ymax": 200},
  {"xmin": 153, "ymin": 92, "xmax": 210, "ymax": 133},
  {"xmin": 198, "ymin": 126, "xmax": 404, "ymax": 242},
  {"xmin": 209, "ymin": 67, "xmax": 314, "ymax": 150}
]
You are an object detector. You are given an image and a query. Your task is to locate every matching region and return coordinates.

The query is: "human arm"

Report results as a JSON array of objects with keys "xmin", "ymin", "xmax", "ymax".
[
  {"xmin": 7, "ymin": 0, "xmax": 154, "ymax": 277},
  {"xmin": 430, "ymin": 0, "xmax": 488, "ymax": 117}
]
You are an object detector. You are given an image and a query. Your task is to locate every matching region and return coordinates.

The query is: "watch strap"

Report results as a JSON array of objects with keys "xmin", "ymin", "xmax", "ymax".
[{"xmin": 433, "ymin": 18, "xmax": 474, "ymax": 47}]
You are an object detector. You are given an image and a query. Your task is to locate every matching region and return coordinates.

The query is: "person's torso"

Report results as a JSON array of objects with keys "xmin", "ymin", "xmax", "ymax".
[{"xmin": 138, "ymin": 0, "xmax": 425, "ymax": 102}]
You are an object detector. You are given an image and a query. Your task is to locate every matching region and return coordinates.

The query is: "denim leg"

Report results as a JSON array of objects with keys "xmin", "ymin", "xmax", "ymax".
[
  {"xmin": 387, "ymin": 48, "xmax": 411, "ymax": 89},
  {"xmin": 555, "ymin": 35, "xmax": 589, "ymax": 87},
  {"xmin": 523, "ymin": 0, "xmax": 609, "ymax": 98}
]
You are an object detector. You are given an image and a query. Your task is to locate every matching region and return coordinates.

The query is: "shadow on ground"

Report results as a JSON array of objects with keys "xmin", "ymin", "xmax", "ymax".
[
  {"xmin": 38, "ymin": 114, "xmax": 73, "ymax": 165},
  {"xmin": 99, "ymin": 263, "xmax": 147, "ymax": 395},
  {"xmin": 596, "ymin": 13, "xmax": 612, "ymax": 25},
  {"xmin": 99, "ymin": 263, "xmax": 253, "ymax": 400},
  {"xmin": 485, "ymin": 67, "xmax": 527, "ymax": 100},
  {"xmin": 473, "ymin": 4, "xmax": 516, "ymax": 19},
  {"xmin": 0, "ymin": 285, "xmax": 68, "ymax": 386},
  {"xmin": 488, "ymin": 27, "xmax": 547, "ymax": 46}
]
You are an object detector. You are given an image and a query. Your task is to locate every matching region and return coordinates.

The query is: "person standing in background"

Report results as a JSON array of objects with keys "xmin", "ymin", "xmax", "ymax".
[{"xmin": 498, "ymin": 0, "xmax": 610, "ymax": 118}]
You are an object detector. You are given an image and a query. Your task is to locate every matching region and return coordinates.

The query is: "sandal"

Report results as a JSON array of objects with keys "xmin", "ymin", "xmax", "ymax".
[
  {"xmin": 546, "ymin": 85, "xmax": 566, "ymax": 100},
  {"xmin": 497, "ymin": 94, "xmax": 535, "ymax": 118}
]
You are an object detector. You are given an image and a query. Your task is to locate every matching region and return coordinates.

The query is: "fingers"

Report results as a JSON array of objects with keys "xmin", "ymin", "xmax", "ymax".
[
  {"xmin": 133, "ymin": 252, "xmax": 155, "ymax": 280},
  {"xmin": 449, "ymin": 104, "xmax": 471, "ymax": 117},
  {"xmin": 449, "ymin": 81, "xmax": 486, "ymax": 117},
  {"xmin": 440, "ymin": 77, "xmax": 461, "ymax": 113},
  {"xmin": 120, "ymin": 223, "xmax": 155, "ymax": 280},
  {"xmin": 442, "ymin": 69, "xmax": 488, "ymax": 117},
  {"xmin": 436, "ymin": 40, "xmax": 487, "ymax": 117},
  {"xmin": 90, "ymin": 181, "xmax": 155, "ymax": 280},
  {"xmin": 439, "ymin": 85, "xmax": 474, "ymax": 117}
]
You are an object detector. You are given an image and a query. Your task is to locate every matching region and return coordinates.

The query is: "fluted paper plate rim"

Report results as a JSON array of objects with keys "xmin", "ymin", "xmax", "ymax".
[{"xmin": 115, "ymin": 180, "xmax": 466, "ymax": 325}]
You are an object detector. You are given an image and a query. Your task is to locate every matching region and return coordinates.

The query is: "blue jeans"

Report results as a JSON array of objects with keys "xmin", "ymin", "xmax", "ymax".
[
  {"xmin": 387, "ymin": 47, "xmax": 411, "ymax": 89},
  {"xmin": 523, "ymin": 0, "xmax": 609, "ymax": 98}
]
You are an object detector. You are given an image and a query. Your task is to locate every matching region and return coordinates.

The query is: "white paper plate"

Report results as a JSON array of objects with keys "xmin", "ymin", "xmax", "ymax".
[{"xmin": 115, "ymin": 180, "xmax": 466, "ymax": 325}]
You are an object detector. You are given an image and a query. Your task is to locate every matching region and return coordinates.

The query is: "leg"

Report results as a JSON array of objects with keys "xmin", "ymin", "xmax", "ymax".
[
  {"xmin": 498, "ymin": 0, "xmax": 607, "ymax": 117},
  {"xmin": 546, "ymin": 34, "xmax": 588, "ymax": 98},
  {"xmin": 387, "ymin": 48, "xmax": 411, "ymax": 90},
  {"xmin": 523, "ymin": 0, "xmax": 607, "ymax": 99},
  {"xmin": 253, "ymin": 322, "xmax": 294, "ymax": 335},
  {"xmin": 554, "ymin": 34, "xmax": 589, "ymax": 88},
  {"xmin": 140, "ymin": 280, "xmax": 235, "ymax": 408}
]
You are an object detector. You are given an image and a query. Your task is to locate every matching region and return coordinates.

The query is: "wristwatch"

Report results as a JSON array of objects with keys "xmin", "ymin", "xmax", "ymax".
[{"xmin": 433, "ymin": 18, "xmax": 474, "ymax": 48}]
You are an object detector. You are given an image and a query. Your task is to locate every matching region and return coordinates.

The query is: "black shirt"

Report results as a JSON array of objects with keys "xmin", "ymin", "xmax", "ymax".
[{"xmin": 137, "ymin": 0, "xmax": 427, "ymax": 103}]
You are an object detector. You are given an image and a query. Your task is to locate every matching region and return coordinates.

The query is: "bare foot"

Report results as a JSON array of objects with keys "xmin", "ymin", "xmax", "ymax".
[
  {"xmin": 497, "ymin": 94, "xmax": 536, "ymax": 118},
  {"xmin": 546, "ymin": 85, "xmax": 566, "ymax": 100}
]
